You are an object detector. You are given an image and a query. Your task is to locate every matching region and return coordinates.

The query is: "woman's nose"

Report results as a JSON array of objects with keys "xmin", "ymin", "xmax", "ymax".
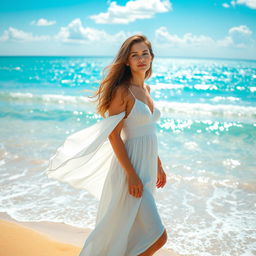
[{"xmin": 137, "ymin": 55, "xmax": 143, "ymax": 61}]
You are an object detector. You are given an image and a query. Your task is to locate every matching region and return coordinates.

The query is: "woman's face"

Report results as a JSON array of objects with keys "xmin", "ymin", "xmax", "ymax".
[{"xmin": 126, "ymin": 41, "xmax": 152, "ymax": 73}]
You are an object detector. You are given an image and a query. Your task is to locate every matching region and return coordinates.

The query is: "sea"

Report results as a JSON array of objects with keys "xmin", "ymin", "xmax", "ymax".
[{"xmin": 0, "ymin": 56, "xmax": 255, "ymax": 256}]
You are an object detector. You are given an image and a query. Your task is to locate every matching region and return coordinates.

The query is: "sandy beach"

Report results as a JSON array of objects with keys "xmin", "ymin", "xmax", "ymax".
[{"xmin": 0, "ymin": 212, "xmax": 177, "ymax": 256}]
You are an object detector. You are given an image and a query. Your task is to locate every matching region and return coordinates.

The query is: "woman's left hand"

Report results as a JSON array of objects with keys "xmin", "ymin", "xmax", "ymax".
[{"xmin": 156, "ymin": 166, "xmax": 167, "ymax": 188}]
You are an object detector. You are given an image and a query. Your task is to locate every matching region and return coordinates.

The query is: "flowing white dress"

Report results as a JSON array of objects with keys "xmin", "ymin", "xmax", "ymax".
[{"xmin": 45, "ymin": 87, "xmax": 165, "ymax": 256}]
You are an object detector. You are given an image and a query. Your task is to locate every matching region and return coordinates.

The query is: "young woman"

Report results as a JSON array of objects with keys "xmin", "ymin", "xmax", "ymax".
[{"xmin": 46, "ymin": 34, "xmax": 167, "ymax": 256}]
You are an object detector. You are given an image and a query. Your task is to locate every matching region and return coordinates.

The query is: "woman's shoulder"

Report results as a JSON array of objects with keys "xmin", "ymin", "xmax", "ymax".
[
  {"xmin": 145, "ymin": 84, "xmax": 151, "ymax": 93},
  {"xmin": 110, "ymin": 84, "xmax": 129, "ymax": 107},
  {"xmin": 108, "ymin": 85, "xmax": 128, "ymax": 116},
  {"xmin": 114, "ymin": 84, "xmax": 129, "ymax": 99}
]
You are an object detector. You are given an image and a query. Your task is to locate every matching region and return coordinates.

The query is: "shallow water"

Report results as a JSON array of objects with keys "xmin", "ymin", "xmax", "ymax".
[{"xmin": 0, "ymin": 56, "xmax": 255, "ymax": 255}]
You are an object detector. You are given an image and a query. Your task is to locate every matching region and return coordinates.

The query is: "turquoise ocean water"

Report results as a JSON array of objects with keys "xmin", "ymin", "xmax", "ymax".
[{"xmin": 0, "ymin": 56, "xmax": 255, "ymax": 255}]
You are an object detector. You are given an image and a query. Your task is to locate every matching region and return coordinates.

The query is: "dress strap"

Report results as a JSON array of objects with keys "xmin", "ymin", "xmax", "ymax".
[{"xmin": 128, "ymin": 87, "xmax": 136, "ymax": 99}]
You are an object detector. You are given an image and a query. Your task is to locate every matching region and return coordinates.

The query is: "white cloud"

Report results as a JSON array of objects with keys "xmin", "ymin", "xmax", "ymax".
[
  {"xmin": 31, "ymin": 18, "xmax": 56, "ymax": 26},
  {"xmin": 229, "ymin": 24, "xmax": 252, "ymax": 36},
  {"xmin": 155, "ymin": 25, "xmax": 255, "ymax": 49},
  {"xmin": 55, "ymin": 18, "xmax": 129, "ymax": 44},
  {"xmin": 217, "ymin": 25, "xmax": 253, "ymax": 48},
  {"xmin": 90, "ymin": 0, "xmax": 172, "ymax": 24},
  {"xmin": 224, "ymin": 0, "xmax": 256, "ymax": 9},
  {"xmin": 216, "ymin": 36, "xmax": 233, "ymax": 47},
  {"xmin": 222, "ymin": 3, "xmax": 230, "ymax": 8},
  {"xmin": 155, "ymin": 27, "xmax": 215, "ymax": 47},
  {"xmin": 0, "ymin": 18, "xmax": 139, "ymax": 45},
  {"xmin": 236, "ymin": 0, "xmax": 256, "ymax": 9},
  {"xmin": 0, "ymin": 27, "xmax": 50, "ymax": 42},
  {"xmin": 228, "ymin": 25, "xmax": 253, "ymax": 47}
]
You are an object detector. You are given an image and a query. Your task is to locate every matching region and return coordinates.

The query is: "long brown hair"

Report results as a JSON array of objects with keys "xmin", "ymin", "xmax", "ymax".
[{"xmin": 89, "ymin": 34, "xmax": 154, "ymax": 118}]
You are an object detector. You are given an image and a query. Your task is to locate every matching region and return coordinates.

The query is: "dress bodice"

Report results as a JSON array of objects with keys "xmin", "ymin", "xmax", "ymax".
[{"xmin": 121, "ymin": 88, "xmax": 161, "ymax": 141}]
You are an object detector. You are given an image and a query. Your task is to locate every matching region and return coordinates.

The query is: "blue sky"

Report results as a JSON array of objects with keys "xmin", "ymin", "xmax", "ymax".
[{"xmin": 0, "ymin": 0, "xmax": 256, "ymax": 59}]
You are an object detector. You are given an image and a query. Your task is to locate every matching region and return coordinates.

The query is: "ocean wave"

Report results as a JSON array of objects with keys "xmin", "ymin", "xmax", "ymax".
[
  {"xmin": 169, "ymin": 173, "xmax": 256, "ymax": 192},
  {"xmin": 156, "ymin": 101, "xmax": 256, "ymax": 122},
  {"xmin": 1, "ymin": 91, "xmax": 256, "ymax": 122},
  {"xmin": 210, "ymin": 96, "xmax": 240, "ymax": 102},
  {"xmin": 0, "ymin": 92, "xmax": 92, "ymax": 105}
]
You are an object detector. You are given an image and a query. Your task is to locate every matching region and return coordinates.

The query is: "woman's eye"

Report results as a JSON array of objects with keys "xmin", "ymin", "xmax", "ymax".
[{"xmin": 131, "ymin": 53, "xmax": 148, "ymax": 57}]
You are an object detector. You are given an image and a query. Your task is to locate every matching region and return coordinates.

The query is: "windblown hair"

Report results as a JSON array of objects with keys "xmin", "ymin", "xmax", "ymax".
[{"xmin": 89, "ymin": 34, "xmax": 154, "ymax": 118}]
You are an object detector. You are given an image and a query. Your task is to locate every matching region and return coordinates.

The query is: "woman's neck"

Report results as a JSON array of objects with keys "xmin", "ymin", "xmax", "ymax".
[{"xmin": 129, "ymin": 74, "xmax": 145, "ymax": 88}]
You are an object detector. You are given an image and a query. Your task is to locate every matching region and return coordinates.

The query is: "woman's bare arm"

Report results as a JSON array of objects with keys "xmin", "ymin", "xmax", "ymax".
[
  {"xmin": 108, "ymin": 86, "xmax": 136, "ymax": 177},
  {"xmin": 108, "ymin": 86, "xmax": 144, "ymax": 198},
  {"xmin": 156, "ymin": 155, "xmax": 167, "ymax": 188},
  {"xmin": 157, "ymin": 156, "xmax": 163, "ymax": 170}
]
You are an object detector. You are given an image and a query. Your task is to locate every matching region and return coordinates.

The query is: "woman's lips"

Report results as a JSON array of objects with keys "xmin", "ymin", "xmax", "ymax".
[{"xmin": 137, "ymin": 64, "xmax": 146, "ymax": 67}]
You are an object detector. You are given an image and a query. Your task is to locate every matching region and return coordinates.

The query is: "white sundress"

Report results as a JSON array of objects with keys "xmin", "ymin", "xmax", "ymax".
[{"xmin": 45, "ymin": 87, "xmax": 165, "ymax": 256}]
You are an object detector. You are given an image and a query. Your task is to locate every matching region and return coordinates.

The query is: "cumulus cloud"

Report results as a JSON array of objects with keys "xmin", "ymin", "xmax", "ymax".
[
  {"xmin": 223, "ymin": 0, "xmax": 256, "ymax": 9},
  {"xmin": 217, "ymin": 25, "xmax": 253, "ymax": 48},
  {"xmin": 0, "ymin": 18, "xmax": 140, "ymax": 45},
  {"xmin": 55, "ymin": 18, "xmax": 129, "ymax": 44},
  {"xmin": 236, "ymin": 0, "xmax": 256, "ymax": 9},
  {"xmin": 31, "ymin": 18, "xmax": 56, "ymax": 26},
  {"xmin": 155, "ymin": 25, "xmax": 254, "ymax": 49},
  {"xmin": 155, "ymin": 26, "xmax": 215, "ymax": 47},
  {"xmin": 229, "ymin": 25, "xmax": 253, "ymax": 46},
  {"xmin": 0, "ymin": 27, "xmax": 50, "ymax": 42},
  {"xmin": 90, "ymin": 0, "xmax": 172, "ymax": 24},
  {"xmin": 215, "ymin": 36, "xmax": 233, "ymax": 47},
  {"xmin": 229, "ymin": 24, "xmax": 252, "ymax": 36}
]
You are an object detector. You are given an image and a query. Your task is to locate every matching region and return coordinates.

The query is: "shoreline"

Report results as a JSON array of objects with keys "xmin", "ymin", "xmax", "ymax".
[{"xmin": 0, "ymin": 211, "xmax": 177, "ymax": 256}]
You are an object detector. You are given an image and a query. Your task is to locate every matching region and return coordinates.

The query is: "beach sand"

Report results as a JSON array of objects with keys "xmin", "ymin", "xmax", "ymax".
[{"xmin": 0, "ymin": 212, "xmax": 178, "ymax": 256}]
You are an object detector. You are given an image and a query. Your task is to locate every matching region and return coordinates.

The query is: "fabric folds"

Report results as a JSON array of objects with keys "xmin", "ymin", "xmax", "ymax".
[{"xmin": 45, "ymin": 111, "xmax": 125, "ymax": 200}]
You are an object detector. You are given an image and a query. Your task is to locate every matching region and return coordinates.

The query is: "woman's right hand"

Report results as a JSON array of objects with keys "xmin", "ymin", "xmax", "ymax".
[{"xmin": 127, "ymin": 172, "xmax": 144, "ymax": 198}]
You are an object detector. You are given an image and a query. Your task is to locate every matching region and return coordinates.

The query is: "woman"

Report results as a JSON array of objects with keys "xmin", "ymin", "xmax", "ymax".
[{"xmin": 45, "ymin": 34, "xmax": 167, "ymax": 256}]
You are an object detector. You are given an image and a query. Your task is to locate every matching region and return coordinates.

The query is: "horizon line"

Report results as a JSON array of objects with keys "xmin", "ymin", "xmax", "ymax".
[{"xmin": 0, "ymin": 55, "xmax": 255, "ymax": 62}]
